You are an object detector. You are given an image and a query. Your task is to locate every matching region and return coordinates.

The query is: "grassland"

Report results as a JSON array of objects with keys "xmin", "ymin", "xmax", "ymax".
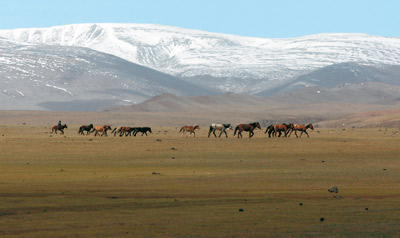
[{"xmin": 0, "ymin": 125, "xmax": 399, "ymax": 237}]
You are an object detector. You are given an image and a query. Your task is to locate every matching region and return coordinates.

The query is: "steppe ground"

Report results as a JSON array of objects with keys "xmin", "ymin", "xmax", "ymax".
[{"xmin": 0, "ymin": 124, "xmax": 399, "ymax": 237}]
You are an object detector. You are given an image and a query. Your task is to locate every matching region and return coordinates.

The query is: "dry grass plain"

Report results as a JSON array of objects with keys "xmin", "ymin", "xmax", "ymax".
[{"xmin": 0, "ymin": 125, "xmax": 399, "ymax": 237}]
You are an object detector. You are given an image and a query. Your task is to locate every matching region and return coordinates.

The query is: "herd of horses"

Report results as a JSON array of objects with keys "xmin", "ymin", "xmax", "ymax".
[
  {"xmin": 51, "ymin": 124, "xmax": 152, "ymax": 137},
  {"xmin": 51, "ymin": 122, "xmax": 314, "ymax": 138},
  {"xmin": 180, "ymin": 122, "xmax": 314, "ymax": 138}
]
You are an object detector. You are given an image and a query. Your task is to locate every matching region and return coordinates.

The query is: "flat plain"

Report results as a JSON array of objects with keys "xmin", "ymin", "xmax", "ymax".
[{"xmin": 0, "ymin": 125, "xmax": 399, "ymax": 237}]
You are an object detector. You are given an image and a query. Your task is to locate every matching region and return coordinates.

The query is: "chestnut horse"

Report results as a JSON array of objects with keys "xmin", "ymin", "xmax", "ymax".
[
  {"xmin": 91, "ymin": 125, "xmax": 112, "ymax": 137},
  {"xmin": 51, "ymin": 124, "xmax": 68, "ymax": 134},
  {"xmin": 233, "ymin": 122, "xmax": 261, "ymax": 138},
  {"xmin": 78, "ymin": 124, "xmax": 93, "ymax": 135},
  {"xmin": 273, "ymin": 123, "xmax": 294, "ymax": 137},
  {"xmin": 288, "ymin": 124, "xmax": 314, "ymax": 138},
  {"xmin": 179, "ymin": 125, "xmax": 200, "ymax": 138}
]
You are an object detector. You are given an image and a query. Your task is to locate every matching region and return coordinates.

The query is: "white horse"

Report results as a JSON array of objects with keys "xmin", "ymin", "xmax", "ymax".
[{"xmin": 208, "ymin": 123, "xmax": 233, "ymax": 138}]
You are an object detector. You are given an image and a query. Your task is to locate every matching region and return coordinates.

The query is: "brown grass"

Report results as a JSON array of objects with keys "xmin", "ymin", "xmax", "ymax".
[{"xmin": 0, "ymin": 125, "xmax": 399, "ymax": 237}]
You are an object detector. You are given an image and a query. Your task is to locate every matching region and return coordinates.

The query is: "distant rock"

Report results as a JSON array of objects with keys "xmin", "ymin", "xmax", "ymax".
[{"xmin": 328, "ymin": 186, "xmax": 339, "ymax": 193}]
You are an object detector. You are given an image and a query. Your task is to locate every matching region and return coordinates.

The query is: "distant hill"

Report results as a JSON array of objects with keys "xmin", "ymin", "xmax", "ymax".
[
  {"xmin": 266, "ymin": 82, "xmax": 400, "ymax": 105},
  {"xmin": 257, "ymin": 63, "xmax": 400, "ymax": 97},
  {"xmin": 106, "ymin": 93, "xmax": 269, "ymax": 113},
  {"xmin": 317, "ymin": 108, "xmax": 400, "ymax": 128}
]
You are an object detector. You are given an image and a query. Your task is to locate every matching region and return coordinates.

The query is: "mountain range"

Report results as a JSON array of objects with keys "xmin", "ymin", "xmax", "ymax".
[{"xmin": 0, "ymin": 23, "xmax": 400, "ymax": 112}]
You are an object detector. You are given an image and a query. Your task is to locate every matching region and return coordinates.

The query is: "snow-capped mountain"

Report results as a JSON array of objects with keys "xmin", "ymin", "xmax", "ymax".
[
  {"xmin": 0, "ymin": 38, "xmax": 212, "ymax": 111},
  {"xmin": 1, "ymin": 23, "xmax": 400, "ymax": 93}
]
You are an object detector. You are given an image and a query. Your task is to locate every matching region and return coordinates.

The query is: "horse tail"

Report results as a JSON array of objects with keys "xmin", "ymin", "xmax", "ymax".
[
  {"xmin": 179, "ymin": 127, "xmax": 184, "ymax": 133},
  {"xmin": 234, "ymin": 126, "xmax": 239, "ymax": 136}
]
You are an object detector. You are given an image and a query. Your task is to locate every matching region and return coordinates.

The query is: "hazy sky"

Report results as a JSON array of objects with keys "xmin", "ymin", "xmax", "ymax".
[{"xmin": 1, "ymin": 0, "xmax": 399, "ymax": 38}]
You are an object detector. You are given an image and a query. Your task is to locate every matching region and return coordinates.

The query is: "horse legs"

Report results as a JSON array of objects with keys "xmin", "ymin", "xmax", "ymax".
[
  {"xmin": 250, "ymin": 130, "xmax": 255, "ymax": 138},
  {"xmin": 295, "ymin": 131, "xmax": 299, "ymax": 138},
  {"xmin": 288, "ymin": 130, "xmax": 293, "ymax": 137},
  {"xmin": 218, "ymin": 130, "xmax": 222, "ymax": 138},
  {"xmin": 304, "ymin": 130, "xmax": 309, "ymax": 138},
  {"xmin": 213, "ymin": 129, "xmax": 217, "ymax": 138},
  {"xmin": 221, "ymin": 130, "xmax": 228, "ymax": 138}
]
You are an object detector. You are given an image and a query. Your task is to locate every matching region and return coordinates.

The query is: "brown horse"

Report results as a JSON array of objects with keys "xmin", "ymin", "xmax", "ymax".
[
  {"xmin": 179, "ymin": 125, "xmax": 200, "ymax": 138},
  {"xmin": 91, "ymin": 125, "xmax": 112, "ymax": 137},
  {"xmin": 273, "ymin": 123, "xmax": 294, "ymax": 137},
  {"xmin": 288, "ymin": 124, "xmax": 314, "ymax": 138},
  {"xmin": 233, "ymin": 122, "xmax": 261, "ymax": 138},
  {"xmin": 51, "ymin": 124, "xmax": 68, "ymax": 134},
  {"xmin": 118, "ymin": 126, "xmax": 133, "ymax": 136}
]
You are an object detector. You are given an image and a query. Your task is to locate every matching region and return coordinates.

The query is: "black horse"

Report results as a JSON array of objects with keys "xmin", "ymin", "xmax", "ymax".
[
  {"xmin": 78, "ymin": 124, "xmax": 93, "ymax": 135},
  {"xmin": 134, "ymin": 127, "xmax": 152, "ymax": 136}
]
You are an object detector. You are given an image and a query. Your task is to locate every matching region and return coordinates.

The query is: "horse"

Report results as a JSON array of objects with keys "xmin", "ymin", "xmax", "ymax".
[
  {"xmin": 208, "ymin": 123, "xmax": 233, "ymax": 138},
  {"xmin": 288, "ymin": 124, "xmax": 314, "ymax": 138},
  {"xmin": 116, "ymin": 126, "xmax": 134, "ymax": 136},
  {"xmin": 125, "ymin": 127, "xmax": 138, "ymax": 136},
  {"xmin": 78, "ymin": 124, "xmax": 93, "ymax": 135},
  {"xmin": 272, "ymin": 123, "xmax": 294, "ymax": 137},
  {"xmin": 91, "ymin": 125, "xmax": 112, "ymax": 137},
  {"xmin": 265, "ymin": 125, "xmax": 281, "ymax": 138},
  {"xmin": 51, "ymin": 124, "xmax": 68, "ymax": 134},
  {"xmin": 233, "ymin": 122, "xmax": 261, "ymax": 138},
  {"xmin": 134, "ymin": 127, "xmax": 152, "ymax": 136},
  {"xmin": 179, "ymin": 125, "xmax": 200, "ymax": 138}
]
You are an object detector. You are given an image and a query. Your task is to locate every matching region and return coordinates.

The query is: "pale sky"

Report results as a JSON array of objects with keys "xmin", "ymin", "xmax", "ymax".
[{"xmin": 1, "ymin": 0, "xmax": 399, "ymax": 38}]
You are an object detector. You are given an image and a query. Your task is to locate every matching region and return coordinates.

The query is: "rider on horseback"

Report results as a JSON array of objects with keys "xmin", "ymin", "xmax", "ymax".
[{"xmin": 58, "ymin": 121, "xmax": 62, "ymax": 130}]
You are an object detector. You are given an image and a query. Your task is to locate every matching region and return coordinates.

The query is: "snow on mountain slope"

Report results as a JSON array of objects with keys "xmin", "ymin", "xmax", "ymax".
[
  {"xmin": 0, "ymin": 38, "xmax": 213, "ymax": 111},
  {"xmin": 1, "ymin": 23, "xmax": 400, "ymax": 93}
]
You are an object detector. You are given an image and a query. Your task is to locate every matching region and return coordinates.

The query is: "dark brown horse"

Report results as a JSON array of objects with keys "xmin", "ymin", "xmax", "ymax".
[
  {"xmin": 288, "ymin": 124, "xmax": 314, "ymax": 138},
  {"xmin": 233, "ymin": 122, "xmax": 261, "ymax": 138},
  {"xmin": 51, "ymin": 124, "xmax": 68, "ymax": 134},
  {"xmin": 179, "ymin": 125, "xmax": 200, "ymax": 138},
  {"xmin": 91, "ymin": 125, "xmax": 112, "ymax": 137},
  {"xmin": 78, "ymin": 124, "xmax": 93, "ymax": 135}
]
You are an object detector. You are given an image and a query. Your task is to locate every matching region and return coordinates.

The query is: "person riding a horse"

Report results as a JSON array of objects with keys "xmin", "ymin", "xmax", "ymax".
[{"xmin": 58, "ymin": 121, "xmax": 62, "ymax": 130}]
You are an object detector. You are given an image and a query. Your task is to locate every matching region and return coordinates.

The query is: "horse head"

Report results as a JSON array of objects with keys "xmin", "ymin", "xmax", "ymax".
[
  {"xmin": 307, "ymin": 124, "xmax": 314, "ymax": 130},
  {"xmin": 194, "ymin": 124, "xmax": 200, "ymax": 130},
  {"xmin": 254, "ymin": 122, "xmax": 261, "ymax": 129}
]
